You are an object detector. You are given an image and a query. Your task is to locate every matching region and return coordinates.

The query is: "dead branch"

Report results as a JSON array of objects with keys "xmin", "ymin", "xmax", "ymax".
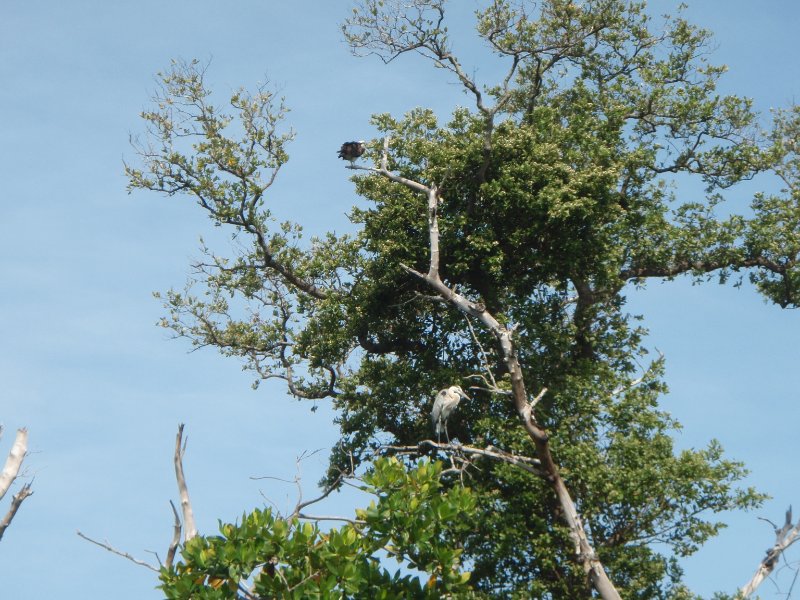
[
  {"xmin": 385, "ymin": 440, "xmax": 543, "ymax": 477},
  {"xmin": 174, "ymin": 424, "xmax": 197, "ymax": 541},
  {"xmin": 0, "ymin": 482, "xmax": 33, "ymax": 542},
  {"xmin": 0, "ymin": 428, "xmax": 28, "ymax": 501},
  {"xmin": 741, "ymin": 506, "xmax": 800, "ymax": 598},
  {"xmin": 76, "ymin": 530, "xmax": 159, "ymax": 572},
  {"xmin": 165, "ymin": 500, "xmax": 182, "ymax": 569}
]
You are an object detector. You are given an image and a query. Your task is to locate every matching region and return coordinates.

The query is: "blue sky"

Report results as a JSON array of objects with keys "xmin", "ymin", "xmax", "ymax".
[{"xmin": 1, "ymin": 1, "xmax": 798, "ymax": 598}]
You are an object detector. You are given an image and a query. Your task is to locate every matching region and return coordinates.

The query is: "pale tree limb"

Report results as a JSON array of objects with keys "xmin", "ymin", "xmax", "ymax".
[
  {"xmin": 79, "ymin": 426, "xmax": 197, "ymax": 574},
  {"xmin": 741, "ymin": 506, "xmax": 800, "ymax": 598},
  {"xmin": 76, "ymin": 530, "xmax": 159, "ymax": 572},
  {"xmin": 0, "ymin": 428, "xmax": 32, "ymax": 542},
  {"xmin": 0, "ymin": 482, "xmax": 33, "ymax": 542},
  {"xmin": 385, "ymin": 440, "xmax": 543, "ymax": 477},
  {"xmin": 174, "ymin": 424, "xmax": 197, "ymax": 541},
  {"xmin": 0, "ymin": 428, "xmax": 28, "ymax": 500},
  {"xmin": 610, "ymin": 350, "xmax": 664, "ymax": 397},
  {"xmin": 365, "ymin": 138, "xmax": 622, "ymax": 600},
  {"xmin": 165, "ymin": 500, "xmax": 182, "ymax": 569}
]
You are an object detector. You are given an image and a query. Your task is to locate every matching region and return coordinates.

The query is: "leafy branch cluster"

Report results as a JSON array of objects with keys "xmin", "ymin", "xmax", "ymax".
[{"xmin": 160, "ymin": 458, "xmax": 477, "ymax": 599}]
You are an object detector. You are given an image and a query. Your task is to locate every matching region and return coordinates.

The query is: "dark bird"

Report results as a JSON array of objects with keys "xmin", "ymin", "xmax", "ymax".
[
  {"xmin": 432, "ymin": 385, "xmax": 470, "ymax": 443},
  {"xmin": 338, "ymin": 141, "xmax": 366, "ymax": 166}
]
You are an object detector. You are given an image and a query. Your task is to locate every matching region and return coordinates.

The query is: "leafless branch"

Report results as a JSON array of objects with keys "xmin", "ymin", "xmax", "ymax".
[
  {"xmin": 296, "ymin": 513, "xmax": 366, "ymax": 526},
  {"xmin": 741, "ymin": 506, "xmax": 800, "ymax": 598},
  {"xmin": 0, "ymin": 428, "xmax": 28, "ymax": 501},
  {"xmin": 0, "ymin": 482, "xmax": 33, "ymax": 542},
  {"xmin": 384, "ymin": 440, "xmax": 542, "ymax": 477},
  {"xmin": 165, "ymin": 500, "xmax": 182, "ymax": 569},
  {"xmin": 174, "ymin": 424, "xmax": 197, "ymax": 541},
  {"xmin": 464, "ymin": 314, "xmax": 501, "ymax": 391},
  {"xmin": 76, "ymin": 530, "xmax": 160, "ymax": 572}
]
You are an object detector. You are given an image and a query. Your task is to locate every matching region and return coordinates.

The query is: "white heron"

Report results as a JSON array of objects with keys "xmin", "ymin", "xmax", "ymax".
[{"xmin": 431, "ymin": 385, "xmax": 470, "ymax": 443}]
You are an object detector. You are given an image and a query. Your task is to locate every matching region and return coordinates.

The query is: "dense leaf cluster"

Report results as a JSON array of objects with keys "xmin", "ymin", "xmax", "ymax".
[{"xmin": 161, "ymin": 459, "xmax": 477, "ymax": 599}]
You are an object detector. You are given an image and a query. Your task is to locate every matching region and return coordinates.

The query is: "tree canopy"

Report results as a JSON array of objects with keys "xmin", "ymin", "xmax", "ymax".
[{"xmin": 127, "ymin": 1, "xmax": 800, "ymax": 597}]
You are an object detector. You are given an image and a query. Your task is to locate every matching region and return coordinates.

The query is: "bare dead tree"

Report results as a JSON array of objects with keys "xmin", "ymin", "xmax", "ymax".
[
  {"xmin": 741, "ymin": 506, "xmax": 800, "ymax": 598},
  {"xmin": 350, "ymin": 137, "xmax": 622, "ymax": 600},
  {"xmin": 0, "ymin": 427, "xmax": 33, "ymax": 542}
]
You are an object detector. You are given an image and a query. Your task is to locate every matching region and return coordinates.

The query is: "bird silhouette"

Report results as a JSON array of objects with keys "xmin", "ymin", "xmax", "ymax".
[{"xmin": 337, "ymin": 141, "xmax": 366, "ymax": 167}]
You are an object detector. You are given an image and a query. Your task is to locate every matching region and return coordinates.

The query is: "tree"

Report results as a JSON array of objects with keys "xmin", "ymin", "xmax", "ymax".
[{"xmin": 126, "ymin": 1, "xmax": 800, "ymax": 597}]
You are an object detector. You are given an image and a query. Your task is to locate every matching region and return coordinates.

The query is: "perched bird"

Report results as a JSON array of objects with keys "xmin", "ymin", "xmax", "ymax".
[
  {"xmin": 432, "ymin": 385, "xmax": 470, "ymax": 443},
  {"xmin": 338, "ymin": 140, "xmax": 366, "ymax": 166}
]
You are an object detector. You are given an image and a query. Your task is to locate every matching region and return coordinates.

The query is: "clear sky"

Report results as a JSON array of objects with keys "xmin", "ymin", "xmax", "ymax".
[{"xmin": 1, "ymin": 1, "xmax": 798, "ymax": 598}]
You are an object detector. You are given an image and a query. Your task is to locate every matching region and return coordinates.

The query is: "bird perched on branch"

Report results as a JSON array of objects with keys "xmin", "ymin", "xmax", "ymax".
[
  {"xmin": 432, "ymin": 385, "xmax": 470, "ymax": 443},
  {"xmin": 338, "ymin": 140, "xmax": 366, "ymax": 167}
]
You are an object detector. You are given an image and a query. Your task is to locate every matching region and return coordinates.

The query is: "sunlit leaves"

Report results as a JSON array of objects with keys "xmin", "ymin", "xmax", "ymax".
[{"xmin": 160, "ymin": 459, "xmax": 478, "ymax": 599}]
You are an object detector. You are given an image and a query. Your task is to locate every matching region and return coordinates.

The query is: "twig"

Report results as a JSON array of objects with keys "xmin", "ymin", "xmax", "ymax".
[
  {"xmin": 296, "ymin": 513, "xmax": 366, "ymax": 525},
  {"xmin": 76, "ymin": 530, "xmax": 159, "ymax": 572},
  {"xmin": 464, "ymin": 314, "xmax": 500, "ymax": 390}
]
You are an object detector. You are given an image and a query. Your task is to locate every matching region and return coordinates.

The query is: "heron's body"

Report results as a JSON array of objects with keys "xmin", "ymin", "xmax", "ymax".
[
  {"xmin": 432, "ymin": 385, "xmax": 470, "ymax": 442},
  {"xmin": 338, "ymin": 140, "xmax": 366, "ymax": 166}
]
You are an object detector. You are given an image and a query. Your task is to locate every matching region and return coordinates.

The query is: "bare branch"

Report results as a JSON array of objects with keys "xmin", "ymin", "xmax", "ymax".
[
  {"xmin": 464, "ymin": 314, "xmax": 501, "ymax": 391},
  {"xmin": 741, "ymin": 506, "xmax": 800, "ymax": 598},
  {"xmin": 296, "ymin": 513, "xmax": 366, "ymax": 526},
  {"xmin": 0, "ymin": 428, "xmax": 28, "ymax": 501},
  {"xmin": 165, "ymin": 500, "xmax": 182, "ymax": 569},
  {"xmin": 0, "ymin": 483, "xmax": 33, "ymax": 542},
  {"xmin": 76, "ymin": 530, "xmax": 159, "ymax": 572},
  {"xmin": 173, "ymin": 424, "xmax": 197, "ymax": 541},
  {"xmin": 385, "ymin": 440, "xmax": 543, "ymax": 477}
]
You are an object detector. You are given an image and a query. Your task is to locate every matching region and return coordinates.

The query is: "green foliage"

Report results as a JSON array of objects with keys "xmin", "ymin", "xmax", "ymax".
[
  {"xmin": 129, "ymin": 2, "xmax": 800, "ymax": 598},
  {"xmin": 160, "ymin": 458, "xmax": 479, "ymax": 599}
]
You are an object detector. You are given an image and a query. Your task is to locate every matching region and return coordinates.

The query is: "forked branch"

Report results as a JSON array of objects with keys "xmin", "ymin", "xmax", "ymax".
[
  {"xmin": 363, "ymin": 138, "xmax": 622, "ymax": 600},
  {"xmin": 740, "ymin": 506, "xmax": 800, "ymax": 598},
  {"xmin": 0, "ymin": 428, "xmax": 32, "ymax": 542}
]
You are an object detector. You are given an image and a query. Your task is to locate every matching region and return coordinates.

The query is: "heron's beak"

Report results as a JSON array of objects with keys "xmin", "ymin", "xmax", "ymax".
[{"xmin": 461, "ymin": 392, "xmax": 471, "ymax": 400}]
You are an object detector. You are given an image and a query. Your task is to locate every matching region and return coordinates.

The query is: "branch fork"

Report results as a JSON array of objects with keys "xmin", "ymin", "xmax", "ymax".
[{"xmin": 366, "ymin": 137, "xmax": 622, "ymax": 600}]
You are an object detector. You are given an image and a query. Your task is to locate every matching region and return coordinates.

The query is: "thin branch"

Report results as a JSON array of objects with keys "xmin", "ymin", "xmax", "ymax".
[
  {"xmin": 464, "ymin": 314, "xmax": 500, "ymax": 391},
  {"xmin": 76, "ymin": 530, "xmax": 159, "ymax": 572},
  {"xmin": 296, "ymin": 513, "xmax": 366, "ymax": 526},
  {"xmin": 165, "ymin": 500, "xmax": 182, "ymax": 569},
  {"xmin": 384, "ymin": 440, "xmax": 542, "ymax": 477},
  {"xmin": 610, "ymin": 351, "xmax": 663, "ymax": 397}
]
